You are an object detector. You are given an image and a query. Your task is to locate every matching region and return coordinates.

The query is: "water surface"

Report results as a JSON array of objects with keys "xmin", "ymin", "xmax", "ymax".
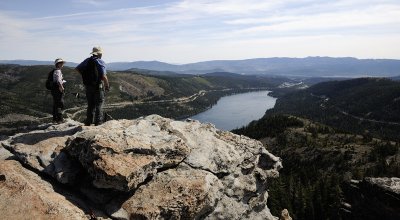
[{"xmin": 190, "ymin": 91, "xmax": 276, "ymax": 131}]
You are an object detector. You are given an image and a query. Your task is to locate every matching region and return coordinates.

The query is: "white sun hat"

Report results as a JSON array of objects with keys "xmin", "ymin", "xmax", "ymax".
[
  {"xmin": 90, "ymin": 46, "xmax": 103, "ymax": 55},
  {"xmin": 54, "ymin": 58, "xmax": 66, "ymax": 65}
]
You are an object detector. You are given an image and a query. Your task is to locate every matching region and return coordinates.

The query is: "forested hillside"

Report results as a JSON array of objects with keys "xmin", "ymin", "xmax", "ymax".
[
  {"xmin": 268, "ymin": 78, "xmax": 400, "ymax": 141},
  {"xmin": 0, "ymin": 64, "xmax": 287, "ymax": 135},
  {"xmin": 233, "ymin": 114, "xmax": 399, "ymax": 219},
  {"xmin": 233, "ymin": 78, "xmax": 400, "ymax": 219}
]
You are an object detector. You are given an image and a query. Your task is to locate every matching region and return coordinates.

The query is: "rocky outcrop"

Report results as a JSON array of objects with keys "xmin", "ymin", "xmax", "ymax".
[
  {"xmin": 0, "ymin": 115, "xmax": 282, "ymax": 219},
  {"xmin": 0, "ymin": 119, "xmax": 83, "ymax": 183},
  {"xmin": 365, "ymin": 177, "xmax": 400, "ymax": 194},
  {"xmin": 65, "ymin": 118, "xmax": 190, "ymax": 192},
  {"xmin": 342, "ymin": 177, "xmax": 400, "ymax": 220},
  {"xmin": 0, "ymin": 160, "xmax": 88, "ymax": 219},
  {"xmin": 107, "ymin": 164, "xmax": 220, "ymax": 219}
]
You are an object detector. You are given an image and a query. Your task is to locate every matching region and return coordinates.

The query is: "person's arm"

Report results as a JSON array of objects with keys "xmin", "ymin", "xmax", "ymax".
[
  {"xmin": 59, "ymin": 83, "xmax": 64, "ymax": 93},
  {"xmin": 102, "ymin": 75, "xmax": 110, "ymax": 91},
  {"xmin": 97, "ymin": 58, "xmax": 109, "ymax": 91}
]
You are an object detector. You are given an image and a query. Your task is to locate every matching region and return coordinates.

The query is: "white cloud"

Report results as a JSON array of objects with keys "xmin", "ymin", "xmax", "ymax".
[
  {"xmin": 0, "ymin": 11, "xmax": 43, "ymax": 42},
  {"xmin": 149, "ymin": 34, "xmax": 400, "ymax": 62},
  {"xmin": 72, "ymin": 0, "xmax": 109, "ymax": 7},
  {"xmin": 174, "ymin": 0, "xmax": 283, "ymax": 15},
  {"xmin": 233, "ymin": 6, "xmax": 400, "ymax": 34},
  {"xmin": 1, "ymin": 0, "xmax": 400, "ymax": 62}
]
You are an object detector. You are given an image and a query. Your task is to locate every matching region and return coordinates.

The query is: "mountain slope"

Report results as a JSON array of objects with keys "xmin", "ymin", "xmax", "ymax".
[
  {"xmin": 107, "ymin": 60, "xmax": 178, "ymax": 71},
  {"xmin": 231, "ymin": 78, "xmax": 400, "ymax": 219},
  {"xmin": 0, "ymin": 64, "xmax": 288, "ymax": 135},
  {"xmin": 268, "ymin": 78, "xmax": 400, "ymax": 140},
  {"xmin": 391, "ymin": 75, "xmax": 400, "ymax": 81},
  {"xmin": 233, "ymin": 114, "xmax": 399, "ymax": 219}
]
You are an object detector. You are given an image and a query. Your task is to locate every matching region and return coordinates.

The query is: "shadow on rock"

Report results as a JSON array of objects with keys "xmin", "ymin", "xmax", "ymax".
[{"xmin": 10, "ymin": 126, "xmax": 82, "ymax": 145}]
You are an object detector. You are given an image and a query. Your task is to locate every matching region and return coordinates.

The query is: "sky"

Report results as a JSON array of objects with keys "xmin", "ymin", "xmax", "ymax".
[{"xmin": 0, "ymin": 0, "xmax": 400, "ymax": 63}]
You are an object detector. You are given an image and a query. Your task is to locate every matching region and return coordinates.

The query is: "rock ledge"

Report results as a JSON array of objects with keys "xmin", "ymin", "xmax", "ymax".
[{"xmin": 0, "ymin": 115, "xmax": 282, "ymax": 219}]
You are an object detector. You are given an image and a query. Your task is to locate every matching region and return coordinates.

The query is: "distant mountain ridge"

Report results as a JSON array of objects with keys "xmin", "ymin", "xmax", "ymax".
[
  {"xmin": 391, "ymin": 76, "xmax": 400, "ymax": 81},
  {"xmin": 2, "ymin": 57, "xmax": 400, "ymax": 77},
  {"xmin": 0, "ymin": 59, "xmax": 78, "ymax": 67},
  {"xmin": 110, "ymin": 57, "xmax": 400, "ymax": 77}
]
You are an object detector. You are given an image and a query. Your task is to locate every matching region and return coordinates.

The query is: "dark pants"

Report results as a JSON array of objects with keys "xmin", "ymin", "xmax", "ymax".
[
  {"xmin": 85, "ymin": 85, "xmax": 105, "ymax": 126},
  {"xmin": 51, "ymin": 89, "xmax": 64, "ymax": 121}
]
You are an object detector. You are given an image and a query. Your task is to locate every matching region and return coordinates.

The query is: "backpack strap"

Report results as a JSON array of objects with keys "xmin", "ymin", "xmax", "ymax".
[{"xmin": 92, "ymin": 57, "xmax": 100, "ymax": 84}]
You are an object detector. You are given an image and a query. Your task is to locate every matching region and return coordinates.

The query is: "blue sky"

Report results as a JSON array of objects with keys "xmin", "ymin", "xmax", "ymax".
[{"xmin": 1, "ymin": 0, "xmax": 399, "ymax": 63}]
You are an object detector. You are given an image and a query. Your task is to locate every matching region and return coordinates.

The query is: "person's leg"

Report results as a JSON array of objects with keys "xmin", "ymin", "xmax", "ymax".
[
  {"xmin": 52, "ymin": 91, "xmax": 57, "ymax": 122},
  {"xmin": 56, "ymin": 92, "xmax": 65, "ymax": 121},
  {"xmin": 85, "ymin": 86, "xmax": 95, "ymax": 126},
  {"xmin": 94, "ymin": 89, "xmax": 105, "ymax": 126}
]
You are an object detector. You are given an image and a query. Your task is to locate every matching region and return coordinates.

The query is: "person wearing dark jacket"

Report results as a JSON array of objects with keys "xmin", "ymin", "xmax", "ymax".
[
  {"xmin": 75, "ymin": 46, "xmax": 110, "ymax": 126},
  {"xmin": 52, "ymin": 58, "xmax": 66, "ymax": 123}
]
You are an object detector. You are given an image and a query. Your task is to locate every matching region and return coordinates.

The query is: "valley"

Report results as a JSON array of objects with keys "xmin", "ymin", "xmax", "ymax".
[
  {"xmin": 1, "ymin": 62, "xmax": 399, "ymax": 220},
  {"xmin": 232, "ymin": 78, "xmax": 400, "ymax": 219},
  {"xmin": 0, "ymin": 64, "xmax": 289, "ymax": 135}
]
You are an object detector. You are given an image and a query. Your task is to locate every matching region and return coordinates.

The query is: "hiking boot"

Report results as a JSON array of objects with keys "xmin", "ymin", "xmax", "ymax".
[
  {"xmin": 94, "ymin": 121, "xmax": 103, "ymax": 126},
  {"xmin": 84, "ymin": 119, "xmax": 92, "ymax": 126},
  {"xmin": 56, "ymin": 119, "xmax": 66, "ymax": 124}
]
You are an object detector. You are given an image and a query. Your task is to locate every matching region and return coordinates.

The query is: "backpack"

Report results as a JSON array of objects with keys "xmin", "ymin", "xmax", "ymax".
[
  {"xmin": 81, "ymin": 57, "xmax": 100, "ymax": 86},
  {"xmin": 45, "ymin": 69, "xmax": 55, "ymax": 90}
]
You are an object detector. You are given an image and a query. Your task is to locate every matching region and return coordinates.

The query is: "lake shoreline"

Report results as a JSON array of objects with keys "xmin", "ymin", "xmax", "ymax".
[{"xmin": 189, "ymin": 90, "xmax": 277, "ymax": 131}]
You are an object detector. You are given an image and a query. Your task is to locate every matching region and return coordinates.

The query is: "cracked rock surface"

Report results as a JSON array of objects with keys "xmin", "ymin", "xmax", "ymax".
[
  {"xmin": 0, "ymin": 115, "xmax": 282, "ymax": 219},
  {"xmin": 0, "ymin": 160, "xmax": 88, "ymax": 219}
]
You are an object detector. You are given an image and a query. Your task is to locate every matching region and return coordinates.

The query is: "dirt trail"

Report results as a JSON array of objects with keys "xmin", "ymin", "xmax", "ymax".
[{"xmin": 67, "ymin": 89, "xmax": 213, "ymax": 120}]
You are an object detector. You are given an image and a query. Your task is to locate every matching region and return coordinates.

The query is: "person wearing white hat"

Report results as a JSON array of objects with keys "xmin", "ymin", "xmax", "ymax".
[
  {"xmin": 75, "ymin": 46, "xmax": 110, "ymax": 126},
  {"xmin": 52, "ymin": 58, "xmax": 66, "ymax": 123}
]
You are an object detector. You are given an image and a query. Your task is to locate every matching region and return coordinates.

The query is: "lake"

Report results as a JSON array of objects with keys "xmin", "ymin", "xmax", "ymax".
[{"xmin": 189, "ymin": 90, "xmax": 276, "ymax": 131}]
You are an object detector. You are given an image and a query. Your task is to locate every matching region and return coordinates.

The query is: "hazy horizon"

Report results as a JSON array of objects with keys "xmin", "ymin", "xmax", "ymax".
[{"xmin": 2, "ymin": 56, "xmax": 400, "ymax": 66}]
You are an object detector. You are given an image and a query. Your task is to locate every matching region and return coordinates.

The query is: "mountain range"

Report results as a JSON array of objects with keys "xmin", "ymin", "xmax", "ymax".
[
  {"xmin": 2, "ymin": 57, "xmax": 400, "ymax": 77},
  {"xmin": 0, "ymin": 60, "xmax": 78, "ymax": 67}
]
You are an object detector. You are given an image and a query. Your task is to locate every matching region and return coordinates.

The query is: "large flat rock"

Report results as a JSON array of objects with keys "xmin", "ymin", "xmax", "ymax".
[
  {"xmin": 65, "ymin": 117, "xmax": 190, "ymax": 191},
  {"xmin": 0, "ymin": 119, "xmax": 83, "ymax": 183},
  {"xmin": 108, "ymin": 164, "xmax": 221, "ymax": 219},
  {"xmin": 0, "ymin": 160, "xmax": 88, "ymax": 219}
]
